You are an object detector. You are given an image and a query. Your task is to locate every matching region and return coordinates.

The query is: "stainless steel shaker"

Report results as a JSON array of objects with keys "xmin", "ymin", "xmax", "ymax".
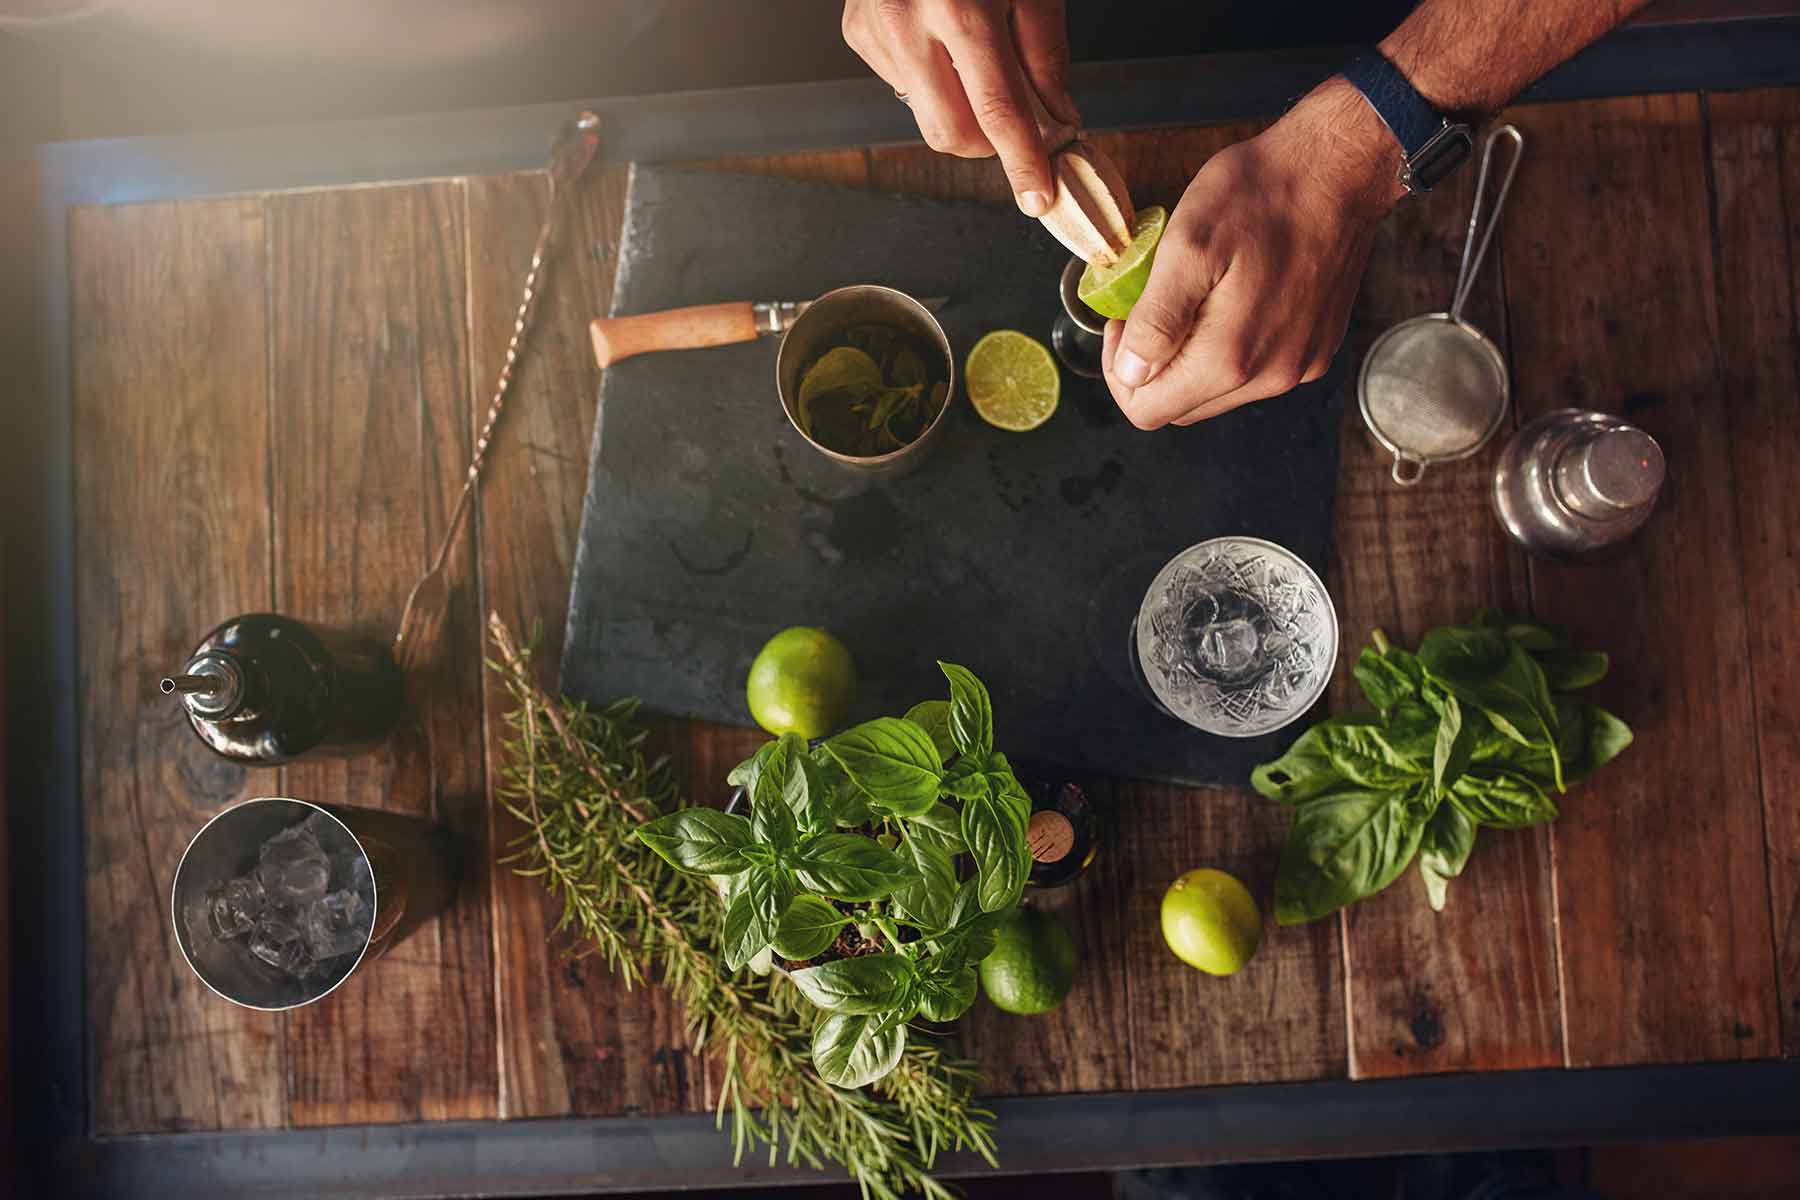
[{"xmin": 1492, "ymin": 409, "xmax": 1666, "ymax": 559}]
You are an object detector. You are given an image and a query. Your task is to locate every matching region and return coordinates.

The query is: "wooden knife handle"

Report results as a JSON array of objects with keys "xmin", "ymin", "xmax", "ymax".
[{"xmin": 589, "ymin": 301, "xmax": 759, "ymax": 368}]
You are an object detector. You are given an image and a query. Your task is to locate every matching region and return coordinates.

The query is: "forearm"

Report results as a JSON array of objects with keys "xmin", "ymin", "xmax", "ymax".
[{"xmin": 1382, "ymin": 0, "xmax": 1656, "ymax": 118}]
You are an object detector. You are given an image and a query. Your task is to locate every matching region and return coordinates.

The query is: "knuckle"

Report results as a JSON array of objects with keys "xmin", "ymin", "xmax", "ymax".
[
  {"xmin": 1300, "ymin": 357, "xmax": 1330, "ymax": 385},
  {"xmin": 1128, "ymin": 297, "xmax": 1191, "ymax": 348},
  {"xmin": 1212, "ymin": 354, "xmax": 1253, "ymax": 394},
  {"xmin": 874, "ymin": 0, "xmax": 915, "ymax": 37},
  {"xmin": 1121, "ymin": 400, "xmax": 1162, "ymax": 432},
  {"xmin": 1266, "ymin": 359, "xmax": 1307, "ymax": 396}
]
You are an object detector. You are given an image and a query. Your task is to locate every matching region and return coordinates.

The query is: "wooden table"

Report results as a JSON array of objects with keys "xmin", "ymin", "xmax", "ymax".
[{"xmin": 16, "ymin": 33, "xmax": 1800, "ymax": 1197}]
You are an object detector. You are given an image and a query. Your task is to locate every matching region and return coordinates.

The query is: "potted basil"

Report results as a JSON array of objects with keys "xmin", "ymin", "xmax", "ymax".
[{"xmin": 635, "ymin": 663, "xmax": 1031, "ymax": 1088}]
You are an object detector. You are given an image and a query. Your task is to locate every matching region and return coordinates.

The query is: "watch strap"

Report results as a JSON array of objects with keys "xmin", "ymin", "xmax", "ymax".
[{"xmin": 1342, "ymin": 51, "xmax": 1445, "ymax": 160}]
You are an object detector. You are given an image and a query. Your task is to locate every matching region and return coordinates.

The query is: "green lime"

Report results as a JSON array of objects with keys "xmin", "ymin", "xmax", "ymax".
[
  {"xmin": 1160, "ymin": 868, "xmax": 1263, "ymax": 976},
  {"xmin": 745, "ymin": 626, "xmax": 856, "ymax": 740},
  {"xmin": 965, "ymin": 330, "xmax": 1060, "ymax": 432},
  {"xmin": 979, "ymin": 907, "xmax": 1077, "ymax": 1014},
  {"xmin": 1077, "ymin": 205, "xmax": 1167, "ymax": 321}
]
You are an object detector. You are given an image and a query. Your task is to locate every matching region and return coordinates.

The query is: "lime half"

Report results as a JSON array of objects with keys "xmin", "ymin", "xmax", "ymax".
[
  {"xmin": 1078, "ymin": 205, "xmax": 1166, "ymax": 321},
  {"xmin": 965, "ymin": 331, "xmax": 1060, "ymax": 432}
]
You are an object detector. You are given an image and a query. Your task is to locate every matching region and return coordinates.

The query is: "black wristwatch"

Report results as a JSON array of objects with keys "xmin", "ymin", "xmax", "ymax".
[{"xmin": 1341, "ymin": 50, "xmax": 1473, "ymax": 194}]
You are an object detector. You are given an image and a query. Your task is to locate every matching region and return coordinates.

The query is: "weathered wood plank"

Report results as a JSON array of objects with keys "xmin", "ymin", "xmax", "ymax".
[
  {"xmin": 1120, "ymin": 783, "xmax": 1347, "ymax": 1088},
  {"xmin": 1501, "ymin": 94, "xmax": 1778, "ymax": 1065},
  {"xmin": 71, "ymin": 198, "xmax": 284, "ymax": 1133},
  {"xmin": 268, "ymin": 182, "xmax": 499, "ymax": 1123},
  {"xmin": 1705, "ymin": 86, "xmax": 1800, "ymax": 1057},
  {"xmin": 1332, "ymin": 161, "xmax": 1561, "ymax": 1077},
  {"xmin": 471, "ymin": 164, "xmax": 705, "ymax": 1119}
]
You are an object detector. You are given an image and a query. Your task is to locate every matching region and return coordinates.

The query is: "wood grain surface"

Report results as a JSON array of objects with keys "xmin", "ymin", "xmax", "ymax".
[
  {"xmin": 72, "ymin": 198, "xmax": 284, "ymax": 1133},
  {"xmin": 268, "ymin": 182, "xmax": 498, "ymax": 1124},
  {"xmin": 65, "ymin": 98, "xmax": 1799, "ymax": 1136},
  {"xmin": 1704, "ymin": 87, "xmax": 1800, "ymax": 1058},
  {"xmin": 1502, "ymin": 94, "xmax": 1779, "ymax": 1066},
  {"xmin": 1332, "ymin": 156, "xmax": 1561, "ymax": 1078}
]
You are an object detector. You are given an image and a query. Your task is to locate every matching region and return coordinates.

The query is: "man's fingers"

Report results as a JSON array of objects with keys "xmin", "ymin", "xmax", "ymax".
[
  {"xmin": 906, "ymin": 42, "xmax": 993, "ymax": 157},
  {"xmin": 943, "ymin": 13, "xmax": 1055, "ymax": 215},
  {"xmin": 1108, "ymin": 227, "xmax": 1217, "ymax": 401},
  {"xmin": 1011, "ymin": 0, "xmax": 1078, "ymax": 126}
]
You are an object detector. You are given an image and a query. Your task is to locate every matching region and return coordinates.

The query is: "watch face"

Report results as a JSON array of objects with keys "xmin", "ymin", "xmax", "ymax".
[{"xmin": 1404, "ymin": 124, "xmax": 1475, "ymax": 193}]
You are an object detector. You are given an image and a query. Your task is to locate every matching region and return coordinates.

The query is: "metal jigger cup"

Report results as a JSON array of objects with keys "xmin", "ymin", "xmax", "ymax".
[
  {"xmin": 775, "ymin": 284, "xmax": 955, "ymax": 479},
  {"xmin": 1052, "ymin": 256, "xmax": 1108, "ymax": 378},
  {"xmin": 171, "ymin": 796, "xmax": 462, "ymax": 1011}
]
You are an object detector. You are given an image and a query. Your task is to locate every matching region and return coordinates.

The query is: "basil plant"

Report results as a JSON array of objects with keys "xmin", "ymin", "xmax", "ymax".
[{"xmin": 635, "ymin": 662, "xmax": 1029, "ymax": 1089}]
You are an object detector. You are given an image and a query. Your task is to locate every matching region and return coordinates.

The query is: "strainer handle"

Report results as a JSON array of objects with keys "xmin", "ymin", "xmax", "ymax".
[
  {"xmin": 1391, "ymin": 453, "xmax": 1426, "ymax": 487},
  {"xmin": 1450, "ymin": 125, "xmax": 1524, "ymax": 323}
]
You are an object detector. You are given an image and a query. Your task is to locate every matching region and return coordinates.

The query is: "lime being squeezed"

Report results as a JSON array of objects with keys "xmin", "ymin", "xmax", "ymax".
[{"xmin": 1077, "ymin": 206, "xmax": 1167, "ymax": 321}]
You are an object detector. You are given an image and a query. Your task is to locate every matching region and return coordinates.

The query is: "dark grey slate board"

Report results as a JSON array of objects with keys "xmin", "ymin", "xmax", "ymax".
[{"xmin": 561, "ymin": 164, "xmax": 1343, "ymax": 786}]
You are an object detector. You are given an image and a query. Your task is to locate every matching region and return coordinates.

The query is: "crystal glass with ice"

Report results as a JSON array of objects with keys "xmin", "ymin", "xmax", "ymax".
[{"xmin": 1134, "ymin": 536, "xmax": 1338, "ymax": 737}]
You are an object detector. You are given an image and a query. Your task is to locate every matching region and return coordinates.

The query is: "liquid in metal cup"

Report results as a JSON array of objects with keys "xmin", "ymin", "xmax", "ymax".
[{"xmin": 171, "ymin": 797, "xmax": 461, "ymax": 1011}]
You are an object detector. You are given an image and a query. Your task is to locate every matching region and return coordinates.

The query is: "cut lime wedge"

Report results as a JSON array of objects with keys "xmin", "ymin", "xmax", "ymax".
[{"xmin": 1078, "ymin": 205, "xmax": 1166, "ymax": 321}]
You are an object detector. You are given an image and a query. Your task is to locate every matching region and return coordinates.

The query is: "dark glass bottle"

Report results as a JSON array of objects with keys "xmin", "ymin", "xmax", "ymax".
[
  {"xmin": 164, "ymin": 614, "xmax": 404, "ymax": 765},
  {"xmin": 1022, "ymin": 775, "xmax": 1107, "ymax": 888}
]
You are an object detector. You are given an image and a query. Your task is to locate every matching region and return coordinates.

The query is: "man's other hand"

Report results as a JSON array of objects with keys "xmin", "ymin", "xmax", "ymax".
[{"xmin": 1103, "ymin": 78, "xmax": 1408, "ymax": 428}]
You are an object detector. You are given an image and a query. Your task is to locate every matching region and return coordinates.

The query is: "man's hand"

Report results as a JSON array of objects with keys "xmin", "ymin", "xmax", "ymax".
[
  {"xmin": 841, "ymin": 0, "xmax": 1078, "ymax": 217},
  {"xmin": 1102, "ymin": 79, "xmax": 1406, "ymax": 429}
]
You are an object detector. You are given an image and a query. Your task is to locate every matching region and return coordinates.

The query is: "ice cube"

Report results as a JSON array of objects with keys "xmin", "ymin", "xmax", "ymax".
[
  {"xmin": 248, "ymin": 911, "xmax": 316, "ymax": 978},
  {"xmin": 206, "ymin": 874, "xmax": 265, "ymax": 940},
  {"xmin": 301, "ymin": 889, "xmax": 372, "ymax": 961},
  {"xmin": 258, "ymin": 822, "xmax": 330, "ymax": 904}
]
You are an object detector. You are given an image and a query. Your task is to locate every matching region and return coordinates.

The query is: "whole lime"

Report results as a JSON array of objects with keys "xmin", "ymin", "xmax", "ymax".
[
  {"xmin": 745, "ymin": 627, "xmax": 856, "ymax": 740},
  {"xmin": 1160, "ymin": 868, "xmax": 1263, "ymax": 976},
  {"xmin": 979, "ymin": 907, "xmax": 1077, "ymax": 1015}
]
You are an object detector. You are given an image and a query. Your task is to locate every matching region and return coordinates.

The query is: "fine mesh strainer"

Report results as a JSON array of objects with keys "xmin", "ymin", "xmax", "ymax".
[{"xmin": 1360, "ymin": 125, "xmax": 1524, "ymax": 486}]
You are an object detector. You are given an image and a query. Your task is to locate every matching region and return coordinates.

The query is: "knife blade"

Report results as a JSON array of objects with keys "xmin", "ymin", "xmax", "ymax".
[{"xmin": 590, "ymin": 295, "xmax": 949, "ymax": 369}]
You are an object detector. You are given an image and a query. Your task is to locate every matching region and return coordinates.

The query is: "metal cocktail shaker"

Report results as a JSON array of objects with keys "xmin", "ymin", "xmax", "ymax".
[{"xmin": 1492, "ymin": 409, "xmax": 1666, "ymax": 559}]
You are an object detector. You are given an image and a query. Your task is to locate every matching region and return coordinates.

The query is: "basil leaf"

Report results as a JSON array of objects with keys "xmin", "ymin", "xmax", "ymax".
[
  {"xmin": 1417, "ymin": 802, "xmax": 1477, "ymax": 912},
  {"xmin": 989, "ymin": 770, "xmax": 1032, "ymax": 824},
  {"xmin": 790, "ymin": 750, "xmax": 837, "ymax": 834},
  {"xmin": 918, "ymin": 965, "xmax": 978, "ymax": 1023},
  {"xmin": 726, "ymin": 750, "xmax": 760, "ymax": 789},
  {"xmin": 1353, "ymin": 643, "xmax": 1426, "ymax": 715},
  {"xmin": 723, "ymin": 885, "xmax": 774, "ymax": 972},
  {"xmin": 1450, "ymin": 767, "xmax": 1558, "ymax": 828},
  {"xmin": 1251, "ymin": 722, "xmax": 1352, "ymax": 804},
  {"xmin": 1419, "ymin": 627, "xmax": 1562, "ymax": 789},
  {"xmin": 945, "ymin": 769, "xmax": 991, "ymax": 803},
  {"xmin": 811, "ymin": 1013, "xmax": 907, "ymax": 1090},
  {"xmin": 961, "ymin": 785, "xmax": 1029, "ymax": 913},
  {"xmin": 1422, "ymin": 686, "xmax": 1476, "ymax": 796},
  {"xmin": 745, "ymin": 864, "xmax": 795, "ymax": 932},
  {"xmin": 1305, "ymin": 722, "xmax": 1427, "ymax": 791},
  {"xmin": 636, "ymin": 808, "xmax": 754, "ymax": 875},
  {"xmin": 944, "ymin": 880, "xmax": 1004, "ymax": 961},
  {"xmin": 1533, "ymin": 649, "xmax": 1609, "ymax": 692},
  {"xmin": 1274, "ymin": 787, "xmax": 1427, "ymax": 925},
  {"xmin": 788, "ymin": 953, "xmax": 913, "ymax": 1014},
  {"xmin": 825, "ymin": 717, "xmax": 944, "ymax": 816},
  {"xmin": 751, "ymin": 734, "xmax": 799, "ymax": 820},
  {"xmin": 939, "ymin": 661, "xmax": 995, "ymax": 756},
  {"xmin": 1500, "ymin": 619, "xmax": 1567, "ymax": 653},
  {"xmin": 1566, "ymin": 702, "xmax": 1632, "ymax": 782},
  {"xmin": 903, "ymin": 700, "xmax": 956, "ymax": 761},
  {"xmin": 908, "ymin": 802, "xmax": 968, "ymax": 854},
  {"xmin": 792, "ymin": 832, "xmax": 906, "ymax": 901},
  {"xmin": 752, "ymin": 785, "xmax": 797, "ymax": 850},
  {"xmin": 773, "ymin": 894, "xmax": 849, "ymax": 961},
  {"xmin": 889, "ymin": 836, "xmax": 959, "ymax": 931}
]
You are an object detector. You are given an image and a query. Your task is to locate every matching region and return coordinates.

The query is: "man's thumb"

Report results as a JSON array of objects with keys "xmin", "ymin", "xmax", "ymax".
[{"xmin": 1113, "ymin": 264, "xmax": 1203, "ymax": 389}]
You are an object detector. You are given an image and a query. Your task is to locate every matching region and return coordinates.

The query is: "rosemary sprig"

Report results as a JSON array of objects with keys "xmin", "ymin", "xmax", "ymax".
[{"xmin": 488, "ymin": 618, "xmax": 998, "ymax": 1199}]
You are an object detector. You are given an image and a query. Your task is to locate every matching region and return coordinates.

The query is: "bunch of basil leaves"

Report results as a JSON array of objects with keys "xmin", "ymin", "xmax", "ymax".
[
  {"xmin": 1253, "ymin": 611, "xmax": 1633, "ymax": 924},
  {"xmin": 635, "ymin": 663, "xmax": 1027, "ymax": 1088}
]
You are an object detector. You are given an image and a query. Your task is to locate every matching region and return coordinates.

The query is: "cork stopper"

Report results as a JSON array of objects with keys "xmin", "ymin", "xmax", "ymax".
[{"xmin": 1026, "ymin": 810, "xmax": 1075, "ymax": 864}]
